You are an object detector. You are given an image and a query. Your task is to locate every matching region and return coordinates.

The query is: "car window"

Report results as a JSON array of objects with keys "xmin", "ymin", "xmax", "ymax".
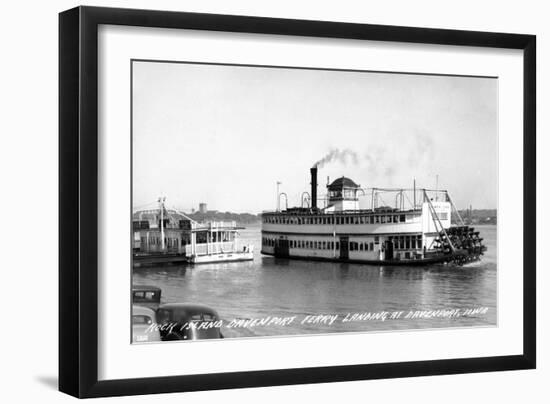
[
  {"xmin": 145, "ymin": 291, "xmax": 157, "ymax": 300},
  {"xmin": 156, "ymin": 309, "xmax": 171, "ymax": 323},
  {"xmin": 189, "ymin": 313, "xmax": 217, "ymax": 321},
  {"xmin": 132, "ymin": 315, "xmax": 152, "ymax": 325}
]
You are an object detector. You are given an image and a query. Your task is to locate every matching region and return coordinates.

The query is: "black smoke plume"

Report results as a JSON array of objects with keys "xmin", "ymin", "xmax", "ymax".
[{"xmin": 313, "ymin": 148, "xmax": 358, "ymax": 168}]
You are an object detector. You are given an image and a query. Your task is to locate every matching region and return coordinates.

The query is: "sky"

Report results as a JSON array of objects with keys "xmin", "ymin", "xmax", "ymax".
[{"xmin": 132, "ymin": 60, "xmax": 498, "ymax": 214}]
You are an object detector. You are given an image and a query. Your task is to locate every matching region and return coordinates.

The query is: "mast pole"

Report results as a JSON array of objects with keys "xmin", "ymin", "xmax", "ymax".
[
  {"xmin": 159, "ymin": 196, "xmax": 165, "ymax": 251},
  {"xmin": 276, "ymin": 181, "xmax": 281, "ymax": 212},
  {"xmin": 435, "ymin": 174, "xmax": 439, "ymax": 202},
  {"xmin": 413, "ymin": 178, "xmax": 416, "ymax": 210}
]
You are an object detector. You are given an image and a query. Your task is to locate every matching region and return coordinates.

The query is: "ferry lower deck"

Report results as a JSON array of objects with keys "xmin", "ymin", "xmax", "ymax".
[{"xmin": 261, "ymin": 231, "xmax": 428, "ymax": 263}]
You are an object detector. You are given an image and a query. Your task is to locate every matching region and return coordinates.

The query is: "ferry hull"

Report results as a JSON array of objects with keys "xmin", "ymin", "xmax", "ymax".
[
  {"xmin": 188, "ymin": 251, "xmax": 254, "ymax": 264},
  {"xmin": 261, "ymin": 249, "xmax": 483, "ymax": 266},
  {"xmin": 133, "ymin": 249, "xmax": 255, "ymax": 266},
  {"xmin": 133, "ymin": 253, "xmax": 188, "ymax": 267}
]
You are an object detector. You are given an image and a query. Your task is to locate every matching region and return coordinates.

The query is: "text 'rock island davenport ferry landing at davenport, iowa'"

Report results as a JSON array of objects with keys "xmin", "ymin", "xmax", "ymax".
[{"xmin": 261, "ymin": 167, "xmax": 486, "ymax": 266}]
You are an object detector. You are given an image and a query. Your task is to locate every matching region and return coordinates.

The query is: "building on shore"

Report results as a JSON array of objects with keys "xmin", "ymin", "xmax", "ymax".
[{"xmin": 199, "ymin": 203, "xmax": 207, "ymax": 214}]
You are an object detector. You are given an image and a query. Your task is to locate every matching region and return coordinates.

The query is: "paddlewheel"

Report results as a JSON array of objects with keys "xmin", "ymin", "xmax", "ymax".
[{"xmin": 433, "ymin": 226, "xmax": 487, "ymax": 265}]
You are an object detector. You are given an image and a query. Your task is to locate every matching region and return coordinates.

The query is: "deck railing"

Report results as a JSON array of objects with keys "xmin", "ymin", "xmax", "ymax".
[
  {"xmin": 191, "ymin": 221, "xmax": 237, "ymax": 230},
  {"xmin": 185, "ymin": 241, "xmax": 239, "ymax": 256}
]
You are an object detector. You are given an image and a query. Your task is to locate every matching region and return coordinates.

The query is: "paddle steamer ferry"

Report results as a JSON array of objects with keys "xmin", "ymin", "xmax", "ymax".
[{"xmin": 261, "ymin": 167, "xmax": 485, "ymax": 265}]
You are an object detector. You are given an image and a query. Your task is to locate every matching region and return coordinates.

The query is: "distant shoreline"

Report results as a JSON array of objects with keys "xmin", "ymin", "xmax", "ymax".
[
  {"xmin": 189, "ymin": 208, "xmax": 497, "ymax": 227},
  {"xmin": 456, "ymin": 209, "xmax": 497, "ymax": 225},
  {"xmin": 184, "ymin": 211, "xmax": 261, "ymax": 225}
]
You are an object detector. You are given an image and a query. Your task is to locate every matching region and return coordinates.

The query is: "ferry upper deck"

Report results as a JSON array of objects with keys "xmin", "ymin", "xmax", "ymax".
[{"xmin": 261, "ymin": 167, "xmax": 454, "ymax": 236}]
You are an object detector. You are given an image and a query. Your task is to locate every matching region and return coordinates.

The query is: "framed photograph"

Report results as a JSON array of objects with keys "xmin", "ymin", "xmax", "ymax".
[{"xmin": 59, "ymin": 6, "xmax": 536, "ymax": 398}]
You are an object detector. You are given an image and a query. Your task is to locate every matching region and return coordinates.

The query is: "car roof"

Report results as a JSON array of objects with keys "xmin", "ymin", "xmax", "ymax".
[
  {"xmin": 132, "ymin": 305, "xmax": 156, "ymax": 315},
  {"xmin": 132, "ymin": 285, "xmax": 162, "ymax": 292},
  {"xmin": 158, "ymin": 303, "xmax": 219, "ymax": 315}
]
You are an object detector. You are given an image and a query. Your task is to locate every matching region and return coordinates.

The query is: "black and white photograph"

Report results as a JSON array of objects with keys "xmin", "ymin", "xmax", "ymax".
[{"xmin": 131, "ymin": 60, "xmax": 498, "ymax": 343}]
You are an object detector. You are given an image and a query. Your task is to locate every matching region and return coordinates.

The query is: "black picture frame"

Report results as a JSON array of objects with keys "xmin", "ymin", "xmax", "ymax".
[{"xmin": 59, "ymin": 5, "xmax": 536, "ymax": 398}]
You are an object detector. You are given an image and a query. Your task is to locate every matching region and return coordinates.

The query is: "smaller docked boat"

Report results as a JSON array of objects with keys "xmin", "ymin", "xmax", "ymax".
[
  {"xmin": 133, "ymin": 197, "xmax": 254, "ymax": 266},
  {"xmin": 183, "ymin": 220, "xmax": 254, "ymax": 264}
]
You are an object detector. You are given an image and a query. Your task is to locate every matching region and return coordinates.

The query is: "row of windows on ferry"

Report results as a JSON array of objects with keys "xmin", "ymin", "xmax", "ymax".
[
  {"xmin": 138, "ymin": 231, "xmax": 234, "ymax": 247},
  {"xmin": 140, "ymin": 236, "xmax": 184, "ymax": 248},
  {"xmin": 262, "ymin": 235, "xmax": 423, "ymax": 250},
  {"xmin": 264, "ymin": 214, "xmax": 411, "ymax": 225}
]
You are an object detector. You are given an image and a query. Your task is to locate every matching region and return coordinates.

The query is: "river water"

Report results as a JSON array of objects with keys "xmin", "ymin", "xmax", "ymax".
[{"xmin": 133, "ymin": 225, "xmax": 497, "ymax": 339}]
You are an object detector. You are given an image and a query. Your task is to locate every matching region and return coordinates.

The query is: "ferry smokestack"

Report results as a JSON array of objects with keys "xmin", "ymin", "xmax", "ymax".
[{"xmin": 310, "ymin": 167, "xmax": 318, "ymax": 210}]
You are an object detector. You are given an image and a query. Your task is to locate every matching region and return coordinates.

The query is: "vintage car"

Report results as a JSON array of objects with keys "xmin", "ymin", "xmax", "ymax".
[
  {"xmin": 156, "ymin": 303, "xmax": 223, "ymax": 341},
  {"xmin": 132, "ymin": 285, "xmax": 162, "ymax": 309},
  {"xmin": 132, "ymin": 305, "xmax": 161, "ymax": 343}
]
